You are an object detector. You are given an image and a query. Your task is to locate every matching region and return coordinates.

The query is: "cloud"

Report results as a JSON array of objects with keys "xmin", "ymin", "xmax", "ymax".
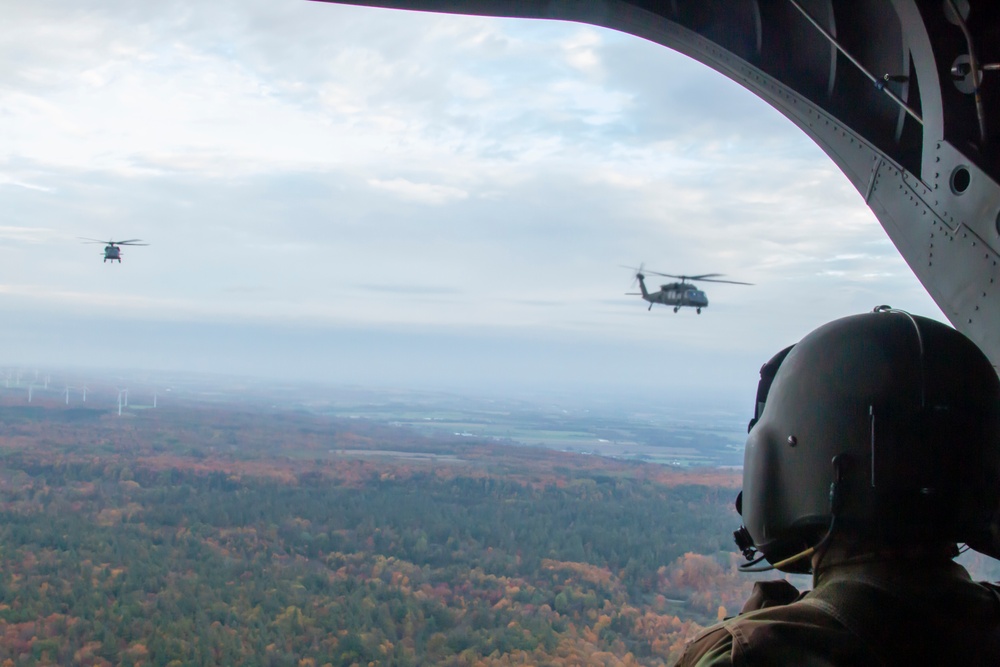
[
  {"xmin": 560, "ymin": 27, "xmax": 605, "ymax": 76},
  {"xmin": 356, "ymin": 284, "xmax": 461, "ymax": 296},
  {"xmin": 367, "ymin": 178, "xmax": 468, "ymax": 205},
  {"xmin": 0, "ymin": 177, "xmax": 54, "ymax": 193},
  {"xmin": 0, "ymin": 0, "xmax": 947, "ymax": 396},
  {"xmin": 0, "ymin": 225, "xmax": 59, "ymax": 243}
]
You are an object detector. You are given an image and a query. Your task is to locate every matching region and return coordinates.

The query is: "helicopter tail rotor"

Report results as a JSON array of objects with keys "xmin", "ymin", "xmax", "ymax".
[
  {"xmin": 620, "ymin": 263, "xmax": 647, "ymax": 287},
  {"xmin": 621, "ymin": 263, "xmax": 654, "ymax": 300}
]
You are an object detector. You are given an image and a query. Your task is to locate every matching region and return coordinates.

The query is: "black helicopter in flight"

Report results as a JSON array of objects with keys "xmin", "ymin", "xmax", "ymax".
[
  {"xmin": 79, "ymin": 238, "xmax": 149, "ymax": 263},
  {"xmin": 624, "ymin": 265, "xmax": 752, "ymax": 313}
]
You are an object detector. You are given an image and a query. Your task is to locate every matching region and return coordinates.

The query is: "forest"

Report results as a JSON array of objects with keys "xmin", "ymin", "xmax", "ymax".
[{"xmin": 0, "ymin": 396, "xmax": 990, "ymax": 666}]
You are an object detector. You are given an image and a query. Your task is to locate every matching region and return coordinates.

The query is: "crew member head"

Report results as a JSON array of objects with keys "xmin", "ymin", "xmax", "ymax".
[{"xmin": 734, "ymin": 308, "xmax": 1000, "ymax": 573}]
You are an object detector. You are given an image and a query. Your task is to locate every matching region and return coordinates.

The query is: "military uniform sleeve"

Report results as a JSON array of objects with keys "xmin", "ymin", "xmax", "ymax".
[
  {"xmin": 673, "ymin": 626, "xmax": 735, "ymax": 667},
  {"xmin": 739, "ymin": 579, "xmax": 801, "ymax": 612},
  {"xmin": 674, "ymin": 580, "xmax": 802, "ymax": 666}
]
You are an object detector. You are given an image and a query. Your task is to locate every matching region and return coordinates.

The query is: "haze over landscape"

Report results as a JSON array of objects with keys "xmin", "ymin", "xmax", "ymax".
[{"xmin": 1, "ymin": 0, "xmax": 945, "ymax": 404}]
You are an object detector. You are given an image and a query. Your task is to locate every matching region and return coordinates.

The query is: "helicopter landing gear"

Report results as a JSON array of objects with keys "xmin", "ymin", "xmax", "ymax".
[
  {"xmin": 673, "ymin": 306, "xmax": 679, "ymax": 313},
  {"xmin": 696, "ymin": 308, "xmax": 702, "ymax": 314}
]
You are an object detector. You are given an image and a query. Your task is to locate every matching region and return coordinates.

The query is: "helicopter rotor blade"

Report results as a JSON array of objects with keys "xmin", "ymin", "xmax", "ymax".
[
  {"xmin": 640, "ymin": 270, "xmax": 685, "ymax": 279},
  {"xmin": 641, "ymin": 270, "xmax": 717, "ymax": 280},
  {"xmin": 694, "ymin": 277, "xmax": 754, "ymax": 285},
  {"xmin": 78, "ymin": 237, "xmax": 148, "ymax": 246},
  {"xmin": 639, "ymin": 269, "xmax": 752, "ymax": 285},
  {"xmin": 619, "ymin": 263, "xmax": 650, "ymax": 274}
]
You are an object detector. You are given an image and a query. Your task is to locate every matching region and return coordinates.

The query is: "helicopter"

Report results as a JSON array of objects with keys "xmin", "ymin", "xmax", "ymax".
[
  {"xmin": 79, "ymin": 238, "xmax": 149, "ymax": 263},
  {"xmin": 623, "ymin": 265, "xmax": 752, "ymax": 314}
]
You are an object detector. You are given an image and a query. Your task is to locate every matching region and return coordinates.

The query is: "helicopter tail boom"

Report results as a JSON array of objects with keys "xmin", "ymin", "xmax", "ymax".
[{"xmin": 635, "ymin": 273, "xmax": 650, "ymax": 300}]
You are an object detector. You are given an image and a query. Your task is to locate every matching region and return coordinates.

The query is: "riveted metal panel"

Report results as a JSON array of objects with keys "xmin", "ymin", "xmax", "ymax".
[
  {"xmin": 923, "ymin": 222, "xmax": 1000, "ymax": 360},
  {"xmin": 867, "ymin": 155, "xmax": 1000, "ymax": 362}
]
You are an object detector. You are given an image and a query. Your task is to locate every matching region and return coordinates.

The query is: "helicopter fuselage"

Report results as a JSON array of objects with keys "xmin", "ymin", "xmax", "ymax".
[
  {"xmin": 637, "ymin": 275, "xmax": 708, "ymax": 313},
  {"xmin": 81, "ymin": 238, "xmax": 146, "ymax": 263},
  {"xmin": 103, "ymin": 245, "xmax": 122, "ymax": 262}
]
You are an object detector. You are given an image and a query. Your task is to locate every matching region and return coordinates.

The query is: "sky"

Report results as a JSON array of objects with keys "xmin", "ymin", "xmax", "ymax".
[{"xmin": 0, "ymin": 0, "xmax": 945, "ymax": 405}]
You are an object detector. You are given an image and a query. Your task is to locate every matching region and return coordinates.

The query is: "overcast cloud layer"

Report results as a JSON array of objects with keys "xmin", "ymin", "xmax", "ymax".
[{"xmin": 0, "ymin": 0, "xmax": 943, "ymax": 402}]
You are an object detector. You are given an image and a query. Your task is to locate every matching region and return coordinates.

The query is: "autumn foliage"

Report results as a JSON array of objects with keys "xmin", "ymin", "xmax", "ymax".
[{"xmin": 0, "ymin": 399, "xmax": 760, "ymax": 666}]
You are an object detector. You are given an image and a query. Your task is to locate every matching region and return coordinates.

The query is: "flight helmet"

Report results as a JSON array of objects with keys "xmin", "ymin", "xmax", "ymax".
[{"xmin": 735, "ymin": 308, "xmax": 1000, "ymax": 573}]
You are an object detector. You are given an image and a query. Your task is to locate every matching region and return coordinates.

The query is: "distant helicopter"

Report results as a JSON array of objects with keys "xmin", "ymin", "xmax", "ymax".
[
  {"xmin": 79, "ymin": 238, "xmax": 149, "ymax": 263},
  {"xmin": 623, "ymin": 265, "xmax": 752, "ymax": 313}
]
